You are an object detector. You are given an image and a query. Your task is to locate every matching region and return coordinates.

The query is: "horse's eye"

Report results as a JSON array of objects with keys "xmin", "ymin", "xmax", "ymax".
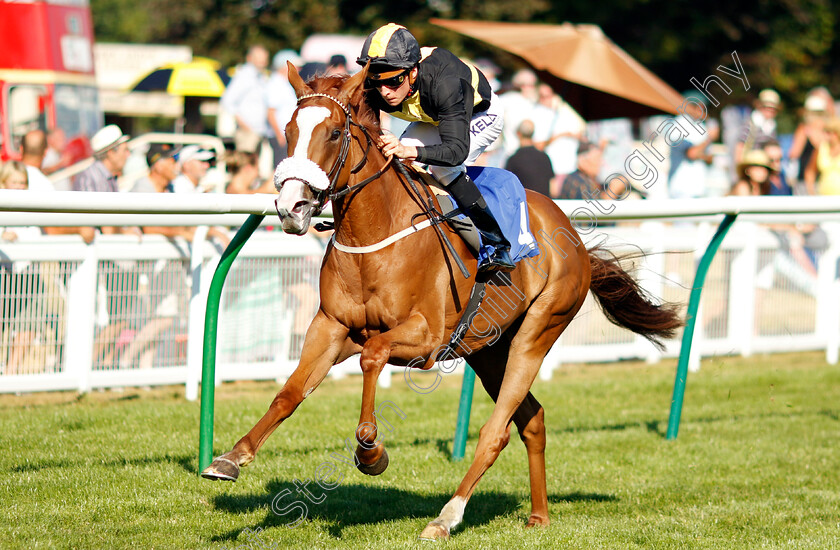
[{"xmin": 330, "ymin": 129, "xmax": 341, "ymax": 141}]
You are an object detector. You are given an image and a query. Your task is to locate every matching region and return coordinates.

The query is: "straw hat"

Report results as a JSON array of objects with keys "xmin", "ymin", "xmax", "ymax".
[
  {"xmin": 737, "ymin": 149, "xmax": 773, "ymax": 179},
  {"xmin": 756, "ymin": 89, "xmax": 781, "ymax": 109},
  {"xmin": 91, "ymin": 124, "xmax": 129, "ymax": 155}
]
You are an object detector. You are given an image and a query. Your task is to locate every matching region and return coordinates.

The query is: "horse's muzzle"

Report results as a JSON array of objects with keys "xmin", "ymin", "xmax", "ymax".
[{"xmin": 275, "ymin": 196, "xmax": 315, "ymax": 235}]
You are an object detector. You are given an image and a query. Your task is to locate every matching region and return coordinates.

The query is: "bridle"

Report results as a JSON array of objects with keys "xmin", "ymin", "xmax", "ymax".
[{"xmin": 280, "ymin": 92, "xmax": 393, "ymax": 215}]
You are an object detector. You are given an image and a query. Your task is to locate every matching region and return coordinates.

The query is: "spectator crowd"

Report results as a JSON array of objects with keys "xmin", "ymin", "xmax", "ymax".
[{"xmin": 2, "ymin": 42, "xmax": 840, "ymax": 374}]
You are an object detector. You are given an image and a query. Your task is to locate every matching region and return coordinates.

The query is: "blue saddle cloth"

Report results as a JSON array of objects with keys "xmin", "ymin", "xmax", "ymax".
[{"xmin": 464, "ymin": 166, "xmax": 539, "ymax": 265}]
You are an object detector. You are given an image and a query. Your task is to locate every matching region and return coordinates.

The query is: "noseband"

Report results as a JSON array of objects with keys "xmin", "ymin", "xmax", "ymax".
[{"xmin": 276, "ymin": 92, "xmax": 385, "ymax": 215}]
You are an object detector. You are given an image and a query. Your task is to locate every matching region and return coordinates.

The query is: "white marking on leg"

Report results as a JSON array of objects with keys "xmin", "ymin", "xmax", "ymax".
[
  {"xmin": 435, "ymin": 496, "xmax": 467, "ymax": 531},
  {"xmin": 293, "ymin": 106, "xmax": 331, "ymax": 159}
]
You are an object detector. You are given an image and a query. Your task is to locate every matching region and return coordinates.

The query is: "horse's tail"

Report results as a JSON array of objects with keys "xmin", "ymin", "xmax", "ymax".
[{"xmin": 587, "ymin": 245, "xmax": 683, "ymax": 350}]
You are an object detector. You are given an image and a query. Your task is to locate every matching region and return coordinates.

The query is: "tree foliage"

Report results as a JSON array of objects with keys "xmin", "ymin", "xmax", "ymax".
[{"xmin": 90, "ymin": 0, "xmax": 840, "ymax": 107}]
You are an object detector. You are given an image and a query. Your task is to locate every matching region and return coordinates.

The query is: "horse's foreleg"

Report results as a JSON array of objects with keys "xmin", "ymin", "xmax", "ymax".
[
  {"xmin": 201, "ymin": 311, "xmax": 351, "ymax": 481},
  {"xmin": 354, "ymin": 314, "xmax": 433, "ymax": 474}
]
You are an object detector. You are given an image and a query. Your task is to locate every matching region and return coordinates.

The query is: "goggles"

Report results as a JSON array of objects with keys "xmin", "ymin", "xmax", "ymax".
[{"xmin": 365, "ymin": 70, "xmax": 410, "ymax": 90}]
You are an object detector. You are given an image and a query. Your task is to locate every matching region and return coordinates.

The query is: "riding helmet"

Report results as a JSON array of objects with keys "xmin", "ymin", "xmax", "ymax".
[{"xmin": 356, "ymin": 23, "xmax": 421, "ymax": 73}]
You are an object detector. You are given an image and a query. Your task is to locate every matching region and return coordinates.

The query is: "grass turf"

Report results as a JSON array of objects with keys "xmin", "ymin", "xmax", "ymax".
[{"xmin": 1, "ymin": 351, "xmax": 839, "ymax": 549}]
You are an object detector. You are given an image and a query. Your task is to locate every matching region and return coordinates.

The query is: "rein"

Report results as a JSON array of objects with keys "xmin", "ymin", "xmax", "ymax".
[{"xmin": 291, "ymin": 89, "xmax": 470, "ymax": 278}]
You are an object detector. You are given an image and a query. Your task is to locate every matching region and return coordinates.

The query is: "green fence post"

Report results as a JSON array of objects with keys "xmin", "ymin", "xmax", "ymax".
[
  {"xmin": 452, "ymin": 363, "xmax": 476, "ymax": 461},
  {"xmin": 199, "ymin": 214, "xmax": 265, "ymax": 472},
  {"xmin": 666, "ymin": 214, "xmax": 737, "ymax": 440}
]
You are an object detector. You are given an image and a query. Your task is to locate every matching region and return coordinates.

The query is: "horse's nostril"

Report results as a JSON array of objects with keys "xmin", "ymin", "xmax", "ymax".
[{"xmin": 292, "ymin": 200, "xmax": 309, "ymax": 214}]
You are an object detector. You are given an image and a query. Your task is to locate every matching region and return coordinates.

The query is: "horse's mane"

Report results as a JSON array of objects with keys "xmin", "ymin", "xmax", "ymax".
[{"xmin": 308, "ymin": 74, "xmax": 381, "ymax": 136}]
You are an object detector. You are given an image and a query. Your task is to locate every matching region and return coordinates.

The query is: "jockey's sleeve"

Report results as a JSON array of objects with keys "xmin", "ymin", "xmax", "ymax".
[{"xmin": 414, "ymin": 78, "xmax": 474, "ymax": 167}]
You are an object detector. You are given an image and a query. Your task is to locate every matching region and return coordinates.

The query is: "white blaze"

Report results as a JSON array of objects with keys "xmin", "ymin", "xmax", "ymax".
[{"xmin": 293, "ymin": 106, "xmax": 331, "ymax": 160}]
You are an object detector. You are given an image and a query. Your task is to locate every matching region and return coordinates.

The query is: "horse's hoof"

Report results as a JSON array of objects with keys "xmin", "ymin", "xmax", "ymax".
[
  {"xmin": 200, "ymin": 456, "xmax": 240, "ymax": 482},
  {"xmin": 526, "ymin": 514, "xmax": 550, "ymax": 528},
  {"xmin": 356, "ymin": 448, "xmax": 389, "ymax": 476},
  {"xmin": 418, "ymin": 521, "xmax": 450, "ymax": 541}
]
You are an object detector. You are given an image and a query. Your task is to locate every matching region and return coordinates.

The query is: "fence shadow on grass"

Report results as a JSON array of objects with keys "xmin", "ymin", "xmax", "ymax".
[
  {"xmin": 545, "ymin": 408, "xmax": 840, "ymax": 440},
  {"xmin": 211, "ymin": 479, "xmax": 620, "ymax": 542},
  {"xmin": 9, "ymin": 451, "xmax": 196, "ymax": 474},
  {"xmin": 211, "ymin": 481, "xmax": 520, "ymax": 541}
]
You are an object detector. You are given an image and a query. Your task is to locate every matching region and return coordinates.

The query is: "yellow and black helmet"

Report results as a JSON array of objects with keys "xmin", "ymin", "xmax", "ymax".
[{"xmin": 356, "ymin": 23, "xmax": 421, "ymax": 73}]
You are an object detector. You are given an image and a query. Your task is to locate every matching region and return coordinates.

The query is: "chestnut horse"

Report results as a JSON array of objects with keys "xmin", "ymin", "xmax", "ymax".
[{"xmin": 201, "ymin": 64, "xmax": 682, "ymax": 540}]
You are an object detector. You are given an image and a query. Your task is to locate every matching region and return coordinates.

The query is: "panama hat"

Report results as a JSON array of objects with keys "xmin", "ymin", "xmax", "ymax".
[
  {"xmin": 756, "ymin": 89, "xmax": 781, "ymax": 109},
  {"xmin": 91, "ymin": 124, "xmax": 129, "ymax": 155},
  {"xmin": 737, "ymin": 149, "xmax": 773, "ymax": 179}
]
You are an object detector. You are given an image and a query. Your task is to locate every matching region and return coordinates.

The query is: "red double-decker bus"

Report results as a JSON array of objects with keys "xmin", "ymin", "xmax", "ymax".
[{"xmin": 0, "ymin": 0, "xmax": 102, "ymax": 162}]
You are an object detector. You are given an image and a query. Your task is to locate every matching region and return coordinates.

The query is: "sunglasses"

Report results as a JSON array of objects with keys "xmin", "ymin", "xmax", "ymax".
[{"xmin": 365, "ymin": 70, "xmax": 410, "ymax": 90}]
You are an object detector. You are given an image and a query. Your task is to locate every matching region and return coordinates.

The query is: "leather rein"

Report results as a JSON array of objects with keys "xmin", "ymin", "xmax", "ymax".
[{"xmin": 292, "ymin": 91, "xmax": 470, "ymax": 278}]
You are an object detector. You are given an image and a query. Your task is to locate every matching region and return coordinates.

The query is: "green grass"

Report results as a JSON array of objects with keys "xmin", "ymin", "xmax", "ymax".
[{"xmin": 2, "ymin": 352, "xmax": 840, "ymax": 549}]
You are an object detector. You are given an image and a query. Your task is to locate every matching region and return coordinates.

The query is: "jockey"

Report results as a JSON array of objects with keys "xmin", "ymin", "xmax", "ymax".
[{"xmin": 357, "ymin": 23, "xmax": 514, "ymax": 273}]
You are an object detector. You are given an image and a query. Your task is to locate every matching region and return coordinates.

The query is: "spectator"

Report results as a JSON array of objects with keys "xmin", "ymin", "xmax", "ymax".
[
  {"xmin": 326, "ymin": 54, "xmax": 348, "ymax": 75},
  {"xmin": 667, "ymin": 92, "xmax": 719, "ymax": 199},
  {"xmin": 21, "ymin": 130, "xmax": 54, "ymax": 192},
  {"xmin": 72, "ymin": 125, "xmax": 134, "ymax": 240},
  {"xmin": 504, "ymin": 119, "xmax": 554, "ymax": 197},
  {"xmin": 0, "ymin": 161, "xmax": 41, "ymax": 243},
  {"xmin": 758, "ymin": 138, "xmax": 792, "ymax": 196},
  {"xmin": 266, "ymin": 50, "xmax": 301, "ymax": 167},
  {"xmin": 808, "ymin": 86, "xmax": 836, "ymax": 119},
  {"xmin": 731, "ymin": 149, "xmax": 773, "ymax": 196},
  {"xmin": 131, "ymin": 143, "xmax": 178, "ymax": 194},
  {"xmin": 73, "ymin": 124, "xmax": 130, "ymax": 193},
  {"xmin": 557, "ymin": 140, "xmax": 604, "ymax": 200},
  {"xmin": 41, "ymin": 128, "xmax": 73, "ymax": 190},
  {"xmin": 0, "ymin": 161, "xmax": 61, "ymax": 375},
  {"xmin": 532, "ymin": 83, "xmax": 585, "ymax": 184},
  {"xmin": 221, "ymin": 45, "xmax": 270, "ymax": 154},
  {"xmin": 298, "ymin": 61, "xmax": 328, "ymax": 81},
  {"xmin": 498, "ymin": 69, "xmax": 539, "ymax": 158},
  {"xmin": 22, "ymin": 130, "xmax": 94, "ymax": 242},
  {"xmin": 804, "ymin": 117, "xmax": 840, "ymax": 196},
  {"xmin": 224, "ymin": 151, "xmax": 274, "ymax": 194},
  {"xmin": 735, "ymin": 88, "xmax": 781, "ymax": 164},
  {"xmin": 474, "ymin": 58, "xmax": 502, "ymax": 93},
  {"xmin": 788, "ymin": 93, "xmax": 828, "ymax": 190},
  {"xmin": 0, "ymin": 160, "xmax": 29, "ymax": 190},
  {"xmin": 171, "ymin": 145, "xmax": 213, "ymax": 193}
]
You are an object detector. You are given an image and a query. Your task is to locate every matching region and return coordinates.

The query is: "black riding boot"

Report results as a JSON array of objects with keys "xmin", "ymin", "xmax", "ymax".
[{"xmin": 447, "ymin": 172, "xmax": 516, "ymax": 273}]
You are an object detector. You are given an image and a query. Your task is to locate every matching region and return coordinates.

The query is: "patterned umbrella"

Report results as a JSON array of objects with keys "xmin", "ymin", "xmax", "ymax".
[{"xmin": 130, "ymin": 57, "xmax": 231, "ymax": 98}]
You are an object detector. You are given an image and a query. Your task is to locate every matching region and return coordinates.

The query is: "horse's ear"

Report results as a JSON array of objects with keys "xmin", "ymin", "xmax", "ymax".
[
  {"xmin": 288, "ymin": 61, "xmax": 313, "ymax": 98},
  {"xmin": 337, "ymin": 62, "xmax": 369, "ymax": 107}
]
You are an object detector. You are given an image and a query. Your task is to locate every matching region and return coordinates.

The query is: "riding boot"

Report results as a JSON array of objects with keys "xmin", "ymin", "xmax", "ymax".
[{"xmin": 447, "ymin": 172, "xmax": 516, "ymax": 273}]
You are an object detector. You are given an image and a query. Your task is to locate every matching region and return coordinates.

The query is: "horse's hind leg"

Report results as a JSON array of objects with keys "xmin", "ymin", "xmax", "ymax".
[
  {"xmin": 420, "ymin": 338, "xmax": 540, "ymax": 540},
  {"xmin": 467, "ymin": 343, "xmax": 550, "ymax": 527},
  {"xmin": 201, "ymin": 312, "xmax": 350, "ymax": 481},
  {"xmin": 421, "ymin": 297, "xmax": 579, "ymax": 539}
]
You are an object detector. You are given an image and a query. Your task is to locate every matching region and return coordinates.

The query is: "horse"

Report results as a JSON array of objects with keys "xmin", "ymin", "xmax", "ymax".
[{"xmin": 201, "ymin": 63, "xmax": 683, "ymax": 540}]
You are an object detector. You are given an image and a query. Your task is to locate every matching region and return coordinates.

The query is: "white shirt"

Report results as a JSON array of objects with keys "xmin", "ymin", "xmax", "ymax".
[
  {"xmin": 266, "ymin": 72, "xmax": 297, "ymax": 137},
  {"xmin": 669, "ymin": 118, "xmax": 710, "ymax": 199},
  {"xmin": 171, "ymin": 174, "xmax": 198, "ymax": 194},
  {"xmin": 221, "ymin": 63, "xmax": 269, "ymax": 137},
  {"xmin": 25, "ymin": 165, "xmax": 55, "ymax": 191}
]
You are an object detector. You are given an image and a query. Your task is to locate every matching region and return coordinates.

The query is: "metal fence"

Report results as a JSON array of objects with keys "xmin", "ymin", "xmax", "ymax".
[{"xmin": 2, "ymin": 215, "xmax": 839, "ymax": 396}]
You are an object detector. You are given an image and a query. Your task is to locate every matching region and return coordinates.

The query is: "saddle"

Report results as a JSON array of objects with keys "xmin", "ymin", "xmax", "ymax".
[{"xmin": 411, "ymin": 166, "xmax": 539, "ymax": 264}]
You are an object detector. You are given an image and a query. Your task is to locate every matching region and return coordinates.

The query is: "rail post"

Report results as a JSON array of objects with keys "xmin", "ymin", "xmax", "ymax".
[
  {"xmin": 666, "ymin": 214, "xmax": 737, "ymax": 440},
  {"xmin": 198, "ymin": 214, "xmax": 264, "ymax": 472},
  {"xmin": 451, "ymin": 363, "xmax": 476, "ymax": 461}
]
